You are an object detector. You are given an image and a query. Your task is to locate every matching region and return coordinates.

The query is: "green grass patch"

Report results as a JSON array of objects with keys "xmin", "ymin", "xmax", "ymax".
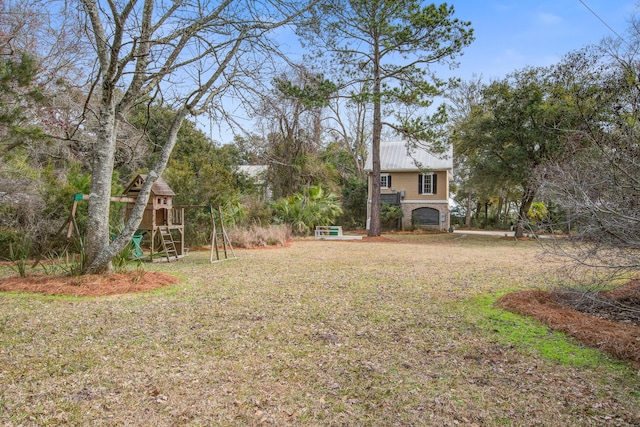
[{"xmin": 463, "ymin": 292, "xmax": 630, "ymax": 370}]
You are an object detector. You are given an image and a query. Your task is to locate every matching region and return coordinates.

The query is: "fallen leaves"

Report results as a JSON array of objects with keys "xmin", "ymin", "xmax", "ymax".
[
  {"xmin": 1, "ymin": 237, "xmax": 639, "ymax": 426},
  {"xmin": 0, "ymin": 272, "xmax": 179, "ymax": 297},
  {"xmin": 496, "ymin": 288, "xmax": 640, "ymax": 369}
]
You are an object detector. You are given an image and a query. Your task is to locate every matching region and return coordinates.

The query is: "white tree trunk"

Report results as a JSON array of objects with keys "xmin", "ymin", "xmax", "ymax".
[{"xmin": 84, "ymin": 103, "xmax": 117, "ymax": 274}]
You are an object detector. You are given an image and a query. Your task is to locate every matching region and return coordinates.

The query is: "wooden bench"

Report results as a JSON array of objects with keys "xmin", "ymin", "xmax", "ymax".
[{"xmin": 314, "ymin": 226, "xmax": 362, "ymax": 240}]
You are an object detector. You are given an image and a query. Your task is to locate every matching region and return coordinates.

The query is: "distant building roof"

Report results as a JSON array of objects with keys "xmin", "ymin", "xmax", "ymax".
[
  {"xmin": 236, "ymin": 165, "xmax": 268, "ymax": 180},
  {"xmin": 364, "ymin": 141, "xmax": 453, "ymax": 172}
]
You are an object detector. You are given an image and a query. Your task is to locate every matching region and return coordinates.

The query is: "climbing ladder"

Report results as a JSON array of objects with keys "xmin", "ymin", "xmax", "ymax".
[
  {"xmin": 157, "ymin": 226, "xmax": 179, "ymax": 262},
  {"xmin": 209, "ymin": 206, "xmax": 236, "ymax": 263}
]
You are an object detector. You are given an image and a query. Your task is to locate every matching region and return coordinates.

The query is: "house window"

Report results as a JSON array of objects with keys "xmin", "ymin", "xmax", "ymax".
[
  {"xmin": 380, "ymin": 173, "xmax": 392, "ymax": 189},
  {"xmin": 419, "ymin": 173, "xmax": 437, "ymax": 195}
]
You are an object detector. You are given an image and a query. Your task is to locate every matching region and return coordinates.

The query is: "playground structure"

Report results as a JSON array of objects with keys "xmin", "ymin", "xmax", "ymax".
[
  {"xmin": 123, "ymin": 174, "xmax": 186, "ymax": 260},
  {"xmin": 35, "ymin": 175, "xmax": 235, "ymax": 266}
]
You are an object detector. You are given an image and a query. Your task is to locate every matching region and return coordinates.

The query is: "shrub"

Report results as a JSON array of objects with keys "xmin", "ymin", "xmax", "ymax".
[
  {"xmin": 340, "ymin": 177, "xmax": 367, "ymax": 228},
  {"xmin": 0, "ymin": 228, "xmax": 24, "ymax": 259},
  {"xmin": 271, "ymin": 185, "xmax": 343, "ymax": 235},
  {"xmin": 227, "ymin": 224, "xmax": 291, "ymax": 248},
  {"xmin": 6, "ymin": 240, "xmax": 31, "ymax": 277},
  {"xmin": 239, "ymin": 198, "xmax": 272, "ymax": 228},
  {"xmin": 381, "ymin": 203, "xmax": 403, "ymax": 230}
]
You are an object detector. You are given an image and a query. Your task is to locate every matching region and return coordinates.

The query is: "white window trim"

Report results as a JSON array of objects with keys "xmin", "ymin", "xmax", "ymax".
[
  {"xmin": 380, "ymin": 173, "xmax": 391, "ymax": 189},
  {"xmin": 402, "ymin": 199, "xmax": 449, "ymax": 204},
  {"xmin": 420, "ymin": 173, "xmax": 435, "ymax": 195}
]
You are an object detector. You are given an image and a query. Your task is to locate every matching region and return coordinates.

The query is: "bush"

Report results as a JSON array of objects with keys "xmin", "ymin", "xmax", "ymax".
[
  {"xmin": 340, "ymin": 178, "xmax": 367, "ymax": 228},
  {"xmin": 271, "ymin": 185, "xmax": 343, "ymax": 235},
  {"xmin": 0, "ymin": 228, "xmax": 24, "ymax": 259},
  {"xmin": 239, "ymin": 198, "xmax": 273, "ymax": 228},
  {"xmin": 381, "ymin": 203, "xmax": 403, "ymax": 230},
  {"xmin": 227, "ymin": 224, "xmax": 291, "ymax": 248},
  {"xmin": 6, "ymin": 239, "xmax": 32, "ymax": 277}
]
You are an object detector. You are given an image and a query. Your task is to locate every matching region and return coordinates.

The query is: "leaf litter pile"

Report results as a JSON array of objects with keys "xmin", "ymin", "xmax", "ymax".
[
  {"xmin": 497, "ymin": 279, "xmax": 640, "ymax": 369},
  {"xmin": 0, "ymin": 271, "xmax": 178, "ymax": 297},
  {"xmin": 1, "ymin": 235, "xmax": 639, "ymax": 426}
]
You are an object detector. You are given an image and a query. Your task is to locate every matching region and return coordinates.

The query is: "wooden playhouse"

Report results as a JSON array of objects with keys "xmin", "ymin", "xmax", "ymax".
[
  {"xmin": 33, "ymin": 174, "xmax": 235, "ymax": 267},
  {"xmin": 123, "ymin": 174, "xmax": 185, "ymax": 260}
]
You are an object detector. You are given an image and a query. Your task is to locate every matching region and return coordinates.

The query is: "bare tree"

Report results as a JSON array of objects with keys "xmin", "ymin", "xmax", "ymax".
[
  {"xmin": 540, "ymin": 39, "xmax": 640, "ymax": 285},
  {"xmin": 324, "ymin": 84, "xmax": 372, "ymax": 181},
  {"xmin": 447, "ymin": 75, "xmax": 484, "ymax": 228},
  {"xmin": 0, "ymin": 0, "xmax": 95, "ymax": 253},
  {"xmin": 251, "ymin": 66, "xmax": 334, "ymax": 198},
  {"xmin": 76, "ymin": 0, "xmax": 315, "ymax": 273},
  {"xmin": 0, "ymin": 0, "xmax": 86, "ymax": 155}
]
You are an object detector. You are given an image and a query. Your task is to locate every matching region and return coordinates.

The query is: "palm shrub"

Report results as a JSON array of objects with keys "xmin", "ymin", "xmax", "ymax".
[
  {"xmin": 308, "ymin": 185, "xmax": 343, "ymax": 226},
  {"xmin": 219, "ymin": 196, "xmax": 247, "ymax": 229},
  {"xmin": 271, "ymin": 185, "xmax": 343, "ymax": 235},
  {"xmin": 272, "ymin": 195, "xmax": 307, "ymax": 234}
]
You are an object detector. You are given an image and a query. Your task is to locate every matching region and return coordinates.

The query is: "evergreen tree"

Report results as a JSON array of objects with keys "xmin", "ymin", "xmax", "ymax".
[
  {"xmin": 300, "ymin": 0, "xmax": 474, "ymax": 236},
  {"xmin": 0, "ymin": 53, "xmax": 46, "ymax": 154}
]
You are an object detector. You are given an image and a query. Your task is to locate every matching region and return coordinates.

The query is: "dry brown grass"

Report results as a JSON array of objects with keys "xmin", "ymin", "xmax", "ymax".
[
  {"xmin": 0, "ymin": 234, "xmax": 639, "ymax": 426},
  {"xmin": 227, "ymin": 224, "xmax": 292, "ymax": 248}
]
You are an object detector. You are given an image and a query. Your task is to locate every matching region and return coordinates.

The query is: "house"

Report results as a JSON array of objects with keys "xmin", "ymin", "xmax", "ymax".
[
  {"xmin": 364, "ymin": 141, "xmax": 453, "ymax": 231},
  {"xmin": 236, "ymin": 165, "xmax": 271, "ymax": 200}
]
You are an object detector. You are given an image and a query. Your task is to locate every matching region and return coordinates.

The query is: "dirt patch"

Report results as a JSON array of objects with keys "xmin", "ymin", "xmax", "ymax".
[
  {"xmin": 499, "ymin": 236, "xmax": 536, "ymax": 241},
  {"xmin": 0, "ymin": 271, "xmax": 179, "ymax": 297},
  {"xmin": 497, "ymin": 279, "xmax": 640, "ymax": 369},
  {"xmin": 360, "ymin": 235, "xmax": 400, "ymax": 242}
]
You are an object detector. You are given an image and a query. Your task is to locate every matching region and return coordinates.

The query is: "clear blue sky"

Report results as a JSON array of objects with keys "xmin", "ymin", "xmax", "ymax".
[{"xmin": 446, "ymin": 0, "xmax": 636, "ymax": 80}]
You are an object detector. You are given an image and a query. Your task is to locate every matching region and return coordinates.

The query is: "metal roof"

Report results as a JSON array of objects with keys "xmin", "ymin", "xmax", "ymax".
[
  {"xmin": 364, "ymin": 141, "xmax": 453, "ymax": 171},
  {"xmin": 236, "ymin": 165, "xmax": 268, "ymax": 179}
]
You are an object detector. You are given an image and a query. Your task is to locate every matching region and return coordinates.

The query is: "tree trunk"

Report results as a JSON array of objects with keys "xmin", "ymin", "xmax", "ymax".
[
  {"xmin": 83, "ymin": 109, "xmax": 189, "ymax": 274},
  {"xmin": 368, "ymin": 30, "xmax": 382, "ymax": 237},
  {"xmin": 495, "ymin": 196, "xmax": 503, "ymax": 227},
  {"xmin": 483, "ymin": 200, "xmax": 489, "ymax": 228},
  {"xmin": 504, "ymin": 199, "xmax": 511, "ymax": 228},
  {"xmin": 515, "ymin": 187, "xmax": 536, "ymax": 238},
  {"xmin": 84, "ymin": 102, "xmax": 117, "ymax": 274},
  {"xmin": 465, "ymin": 190, "xmax": 472, "ymax": 227}
]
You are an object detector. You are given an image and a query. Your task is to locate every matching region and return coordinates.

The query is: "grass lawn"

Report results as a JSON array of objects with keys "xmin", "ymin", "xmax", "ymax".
[{"xmin": 1, "ymin": 234, "xmax": 639, "ymax": 426}]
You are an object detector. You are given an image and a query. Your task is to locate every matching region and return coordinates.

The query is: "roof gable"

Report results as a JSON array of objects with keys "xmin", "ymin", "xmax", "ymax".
[
  {"xmin": 123, "ymin": 174, "xmax": 175, "ymax": 197},
  {"xmin": 364, "ymin": 141, "xmax": 453, "ymax": 171}
]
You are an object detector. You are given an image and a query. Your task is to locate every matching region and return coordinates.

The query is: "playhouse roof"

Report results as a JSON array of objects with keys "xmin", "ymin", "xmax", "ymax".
[{"xmin": 123, "ymin": 174, "xmax": 175, "ymax": 197}]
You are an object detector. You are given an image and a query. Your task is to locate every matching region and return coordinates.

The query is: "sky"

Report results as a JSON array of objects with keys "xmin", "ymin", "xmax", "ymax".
[
  {"xmin": 439, "ymin": 0, "xmax": 636, "ymax": 81},
  {"xmin": 211, "ymin": 0, "xmax": 637, "ymax": 143}
]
